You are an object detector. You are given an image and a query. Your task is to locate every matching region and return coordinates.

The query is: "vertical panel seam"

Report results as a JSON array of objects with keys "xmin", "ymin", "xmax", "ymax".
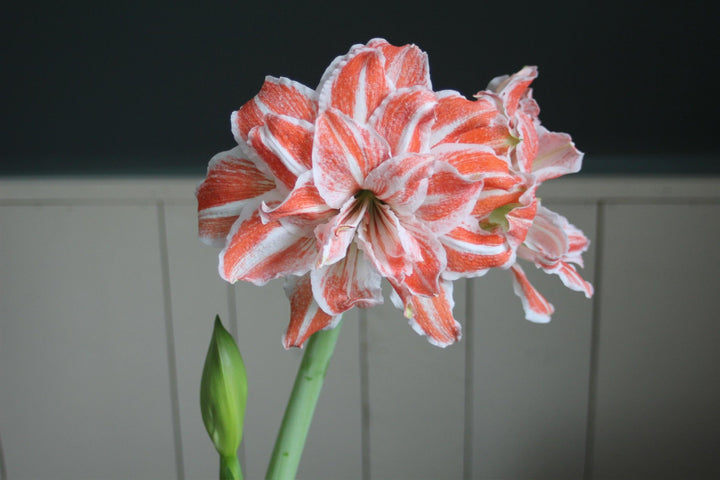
[
  {"xmin": 583, "ymin": 200, "xmax": 605, "ymax": 480},
  {"xmin": 359, "ymin": 309, "xmax": 371, "ymax": 480},
  {"xmin": 463, "ymin": 279, "xmax": 475, "ymax": 480},
  {"xmin": 157, "ymin": 201, "xmax": 186, "ymax": 480},
  {"xmin": 0, "ymin": 429, "xmax": 7, "ymax": 480}
]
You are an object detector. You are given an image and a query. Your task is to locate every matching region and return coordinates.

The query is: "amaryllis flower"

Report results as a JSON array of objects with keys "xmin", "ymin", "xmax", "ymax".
[
  {"xmin": 197, "ymin": 38, "xmax": 591, "ymax": 348},
  {"xmin": 474, "ymin": 66, "xmax": 594, "ymax": 321}
]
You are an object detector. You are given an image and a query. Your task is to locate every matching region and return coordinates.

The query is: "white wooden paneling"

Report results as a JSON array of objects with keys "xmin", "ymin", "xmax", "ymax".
[
  {"xmin": 163, "ymin": 202, "xmax": 234, "ymax": 479},
  {"xmin": 589, "ymin": 203, "xmax": 720, "ymax": 479},
  {"xmin": 366, "ymin": 282, "xmax": 468, "ymax": 480},
  {"xmin": 0, "ymin": 204, "xmax": 177, "ymax": 480},
  {"xmin": 471, "ymin": 202, "xmax": 597, "ymax": 479},
  {"xmin": 234, "ymin": 282, "xmax": 363, "ymax": 480}
]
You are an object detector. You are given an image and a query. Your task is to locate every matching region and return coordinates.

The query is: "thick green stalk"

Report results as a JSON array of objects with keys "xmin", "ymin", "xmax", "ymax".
[
  {"xmin": 266, "ymin": 319, "xmax": 343, "ymax": 479},
  {"xmin": 220, "ymin": 454, "xmax": 242, "ymax": 480}
]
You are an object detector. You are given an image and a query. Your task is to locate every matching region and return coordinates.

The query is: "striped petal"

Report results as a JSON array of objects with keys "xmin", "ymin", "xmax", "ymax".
[
  {"xmin": 390, "ymin": 279, "xmax": 461, "ymax": 347},
  {"xmin": 367, "ymin": 38, "xmax": 432, "ymax": 89},
  {"xmin": 486, "ymin": 66, "xmax": 538, "ymax": 118},
  {"xmin": 282, "ymin": 274, "xmax": 340, "ymax": 348},
  {"xmin": 313, "ymin": 109, "xmax": 390, "ymax": 208},
  {"xmin": 232, "ymin": 76, "xmax": 317, "ymax": 143},
  {"xmin": 430, "ymin": 90, "xmax": 504, "ymax": 147},
  {"xmin": 248, "ymin": 114, "xmax": 314, "ymax": 190},
  {"xmin": 531, "ymin": 126, "xmax": 584, "ymax": 183},
  {"xmin": 311, "ymin": 243, "xmax": 383, "ymax": 315},
  {"xmin": 510, "ymin": 264, "xmax": 554, "ymax": 323},
  {"xmin": 400, "ymin": 223, "xmax": 447, "ymax": 297},
  {"xmin": 357, "ymin": 202, "xmax": 422, "ymax": 282},
  {"xmin": 369, "ymin": 87, "xmax": 437, "ymax": 155},
  {"xmin": 441, "ymin": 222, "xmax": 514, "ymax": 279},
  {"xmin": 431, "ymin": 143, "xmax": 510, "ymax": 181},
  {"xmin": 260, "ymin": 171, "xmax": 334, "ymax": 225},
  {"xmin": 197, "ymin": 147, "xmax": 276, "ymax": 246},
  {"xmin": 315, "ymin": 195, "xmax": 368, "ymax": 268},
  {"xmin": 318, "ymin": 46, "xmax": 390, "ymax": 123},
  {"xmin": 220, "ymin": 210, "xmax": 316, "ymax": 285},
  {"xmin": 414, "ymin": 161, "xmax": 484, "ymax": 235}
]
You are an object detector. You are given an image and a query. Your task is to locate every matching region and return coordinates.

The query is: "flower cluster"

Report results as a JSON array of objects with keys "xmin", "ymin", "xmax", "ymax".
[{"xmin": 197, "ymin": 39, "xmax": 592, "ymax": 348}]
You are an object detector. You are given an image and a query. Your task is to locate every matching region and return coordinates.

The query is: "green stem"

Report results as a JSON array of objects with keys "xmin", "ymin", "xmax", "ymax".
[
  {"xmin": 266, "ymin": 319, "xmax": 343, "ymax": 479},
  {"xmin": 220, "ymin": 454, "xmax": 242, "ymax": 480}
]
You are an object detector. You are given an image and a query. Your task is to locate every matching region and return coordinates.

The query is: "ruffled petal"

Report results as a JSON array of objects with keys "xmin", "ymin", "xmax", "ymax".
[
  {"xmin": 232, "ymin": 76, "xmax": 317, "ymax": 143},
  {"xmin": 220, "ymin": 210, "xmax": 316, "ymax": 285},
  {"xmin": 313, "ymin": 109, "xmax": 390, "ymax": 208},
  {"xmin": 282, "ymin": 274, "xmax": 340, "ymax": 348},
  {"xmin": 414, "ymin": 161, "xmax": 484, "ymax": 235},
  {"xmin": 441, "ymin": 222, "xmax": 514, "ymax": 279},
  {"xmin": 390, "ymin": 279, "xmax": 461, "ymax": 347},
  {"xmin": 369, "ymin": 87, "xmax": 437, "ymax": 155},
  {"xmin": 260, "ymin": 171, "xmax": 335, "ymax": 225},
  {"xmin": 486, "ymin": 66, "xmax": 538, "ymax": 118},
  {"xmin": 362, "ymin": 153, "xmax": 434, "ymax": 215},
  {"xmin": 531, "ymin": 126, "xmax": 584, "ymax": 183},
  {"xmin": 311, "ymin": 244, "xmax": 383, "ymax": 315},
  {"xmin": 510, "ymin": 264, "xmax": 554, "ymax": 323},
  {"xmin": 317, "ymin": 46, "xmax": 391, "ymax": 123},
  {"xmin": 248, "ymin": 114, "xmax": 313, "ymax": 190},
  {"xmin": 430, "ymin": 90, "xmax": 506, "ymax": 147},
  {"xmin": 367, "ymin": 38, "xmax": 432, "ymax": 90},
  {"xmin": 197, "ymin": 147, "xmax": 276, "ymax": 246}
]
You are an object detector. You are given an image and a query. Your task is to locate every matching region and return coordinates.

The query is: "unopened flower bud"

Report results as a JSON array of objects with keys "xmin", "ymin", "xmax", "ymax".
[{"xmin": 200, "ymin": 316, "xmax": 248, "ymax": 460}]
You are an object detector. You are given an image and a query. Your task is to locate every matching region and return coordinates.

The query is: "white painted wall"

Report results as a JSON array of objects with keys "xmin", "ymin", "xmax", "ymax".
[{"xmin": 1, "ymin": 175, "xmax": 719, "ymax": 480}]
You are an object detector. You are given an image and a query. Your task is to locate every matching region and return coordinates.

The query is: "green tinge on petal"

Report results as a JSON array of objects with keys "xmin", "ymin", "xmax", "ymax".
[{"xmin": 200, "ymin": 315, "xmax": 248, "ymax": 458}]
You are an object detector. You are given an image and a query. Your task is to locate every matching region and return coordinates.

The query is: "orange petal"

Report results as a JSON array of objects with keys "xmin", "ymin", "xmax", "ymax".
[
  {"xmin": 368, "ymin": 38, "xmax": 432, "ymax": 89},
  {"xmin": 282, "ymin": 274, "xmax": 339, "ymax": 348},
  {"xmin": 391, "ymin": 280, "xmax": 461, "ymax": 347},
  {"xmin": 486, "ymin": 66, "xmax": 538, "ymax": 118},
  {"xmin": 441, "ymin": 223, "xmax": 514, "ymax": 278},
  {"xmin": 220, "ymin": 210, "xmax": 316, "ymax": 285},
  {"xmin": 232, "ymin": 76, "xmax": 317, "ymax": 142},
  {"xmin": 197, "ymin": 147, "xmax": 275, "ymax": 246},
  {"xmin": 248, "ymin": 114, "xmax": 314, "ymax": 190},
  {"xmin": 318, "ymin": 47, "xmax": 390, "ymax": 123},
  {"xmin": 260, "ymin": 172, "xmax": 335, "ymax": 225},
  {"xmin": 370, "ymin": 87, "xmax": 437, "ymax": 155},
  {"xmin": 510, "ymin": 264, "xmax": 554, "ymax": 323},
  {"xmin": 311, "ymin": 244, "xmax": 383, "ymax": 315},
  {"xmin": 313, "ymin": 109, "xmax": 390, "ymax": 208},
  {"xmin": 430, "ymin": 91, "xmax": 503, "ymax": 146}
]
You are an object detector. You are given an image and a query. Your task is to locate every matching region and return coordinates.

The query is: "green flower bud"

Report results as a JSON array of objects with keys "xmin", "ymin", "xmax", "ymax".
[{"xmin": 200, "ymin": 316, "xmax": 248, "ymax": 459}]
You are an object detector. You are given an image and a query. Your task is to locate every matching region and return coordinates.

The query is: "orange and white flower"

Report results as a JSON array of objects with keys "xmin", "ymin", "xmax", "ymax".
[{"xmin": 197, "ymin": 39, "xmax": 592, "ymax": 348}]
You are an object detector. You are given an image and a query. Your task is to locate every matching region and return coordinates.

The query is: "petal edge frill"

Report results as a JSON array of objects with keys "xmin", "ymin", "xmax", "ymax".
[
  {"xmin": 220, "ymin": 210, "xmax": 316, "ymax": 285},
  {"xmin": 282, "ymin": 274, "xmax": 339, "ymax": 348}
]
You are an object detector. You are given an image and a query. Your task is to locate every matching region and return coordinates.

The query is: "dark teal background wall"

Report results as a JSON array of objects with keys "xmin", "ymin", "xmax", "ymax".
[{"xmin": 2, "ymin": 1, "xmax": 717, "ymax": 175}]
